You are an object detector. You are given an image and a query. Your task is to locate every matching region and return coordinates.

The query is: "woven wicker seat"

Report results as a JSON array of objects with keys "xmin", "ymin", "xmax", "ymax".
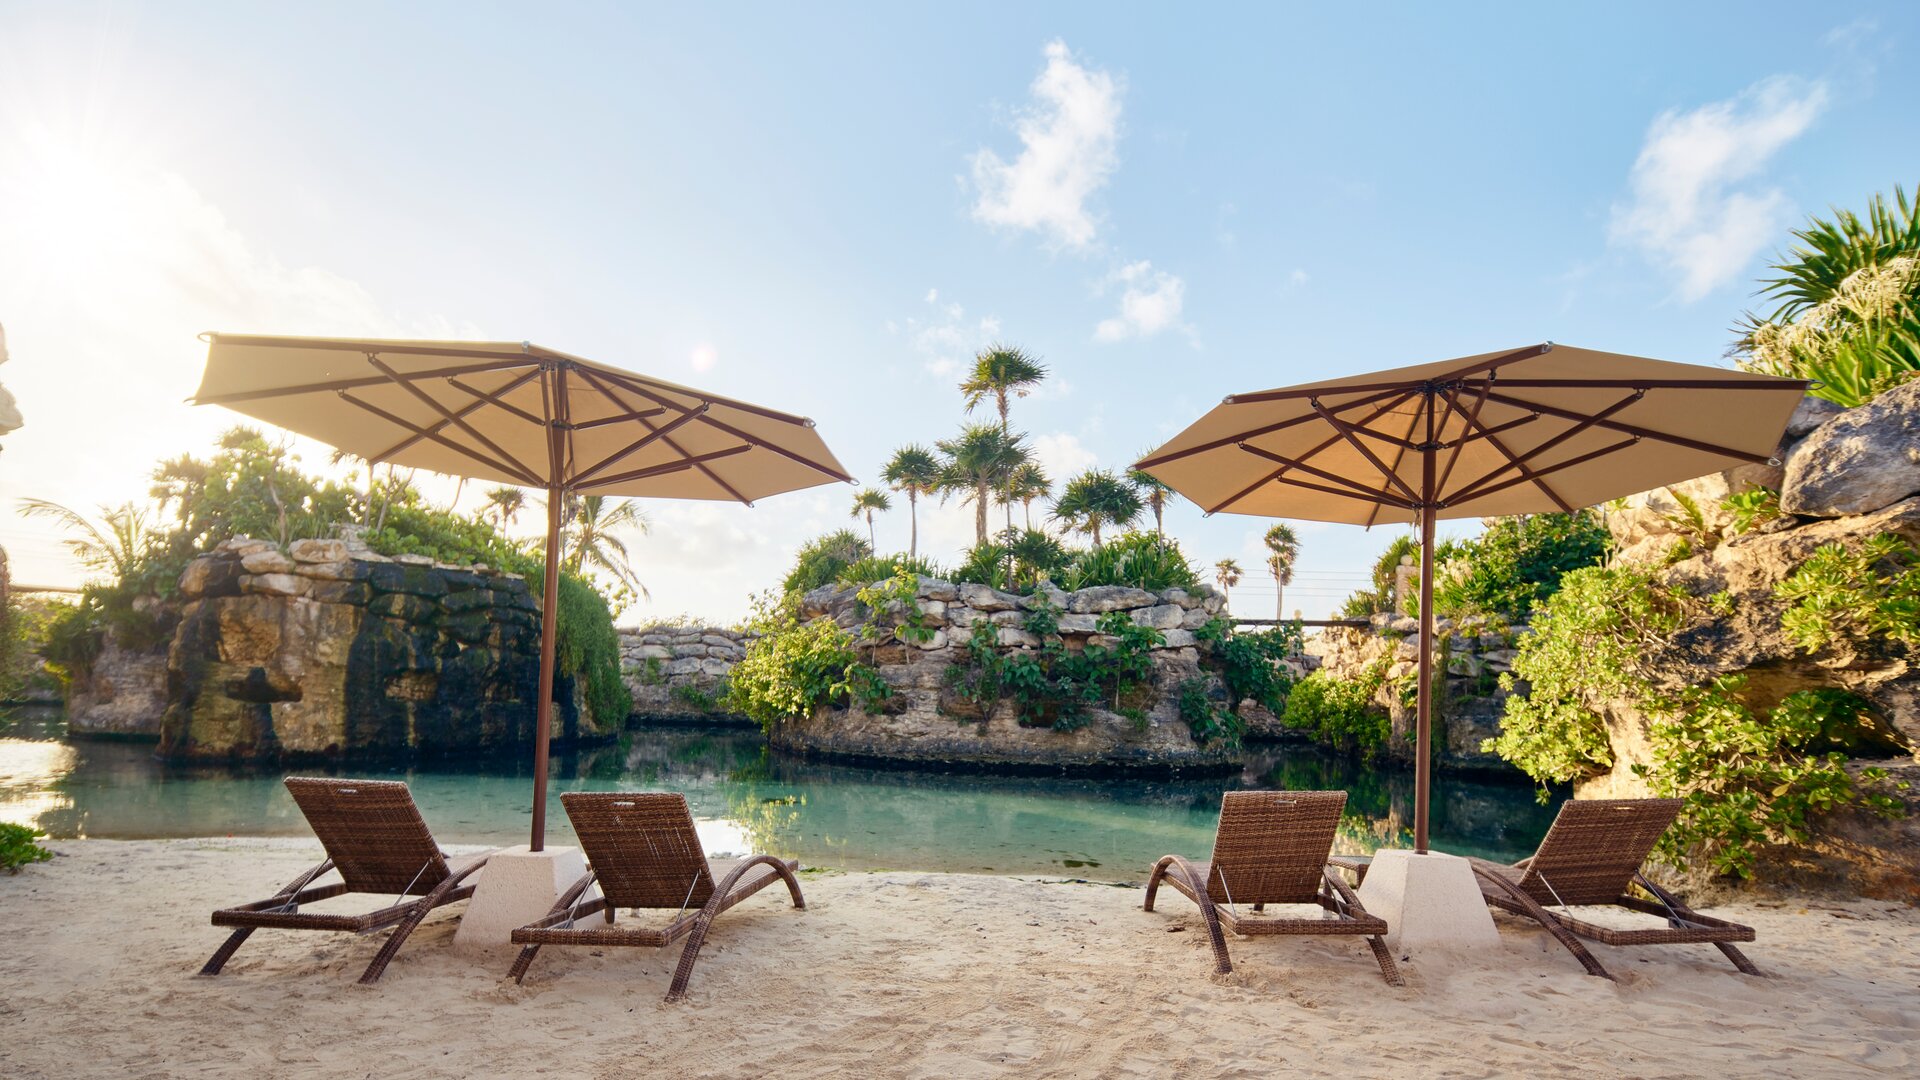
[
  {"xmin": 200, "ymin": 777, "xmax": 493, "ymax": 984},
  {"xmin": 1469, "ymin": 798, "xmax": 1761, "ymax": 979},
  {"xmin": 1144, "ymin": 791, "xmax": 1402, "ymax": 985},
  {"xmin": 507, "ymin": 791, "xmax": 805, "ymax": 1002}
]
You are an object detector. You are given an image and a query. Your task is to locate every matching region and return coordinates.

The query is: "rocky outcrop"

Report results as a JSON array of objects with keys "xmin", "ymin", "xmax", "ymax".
[
  {"xmin": 158, "ymin": 536, "xmax": 614, "ymax": 763},
  {"xmin": 769, "ymin": 578, "xmax": 1244, "ymax": 773},
  {"xmin": 1298, "ymin": 613, "xmax": 1519, "ymax": 773},
  {"xmin": 65, "ymin": 625, "xmax": 172, "ymax": 737},
  {"xmin": 1781, "ymin": 381, "xmax": 1920, "ymax": 517},
  {"xmin": 621, "ymin": 624, "xmax": 747, "ymax": 722}
]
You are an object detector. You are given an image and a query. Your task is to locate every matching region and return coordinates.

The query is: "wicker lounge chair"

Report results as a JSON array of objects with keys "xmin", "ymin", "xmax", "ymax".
[
  {"xmin": 200, "ymin": 777, "xmax": 493, "ymax": 984},
  {"xmin": 1145, "ymin": 790, "xmax": 1401, "ymax": 985},
  {"xmin": 1469, "ymin": 797, "xmax": 1761, "ymax": 979},
  {"xmin": 507, "ymin": 791, "xmax": 805, "ymax": 1001}
]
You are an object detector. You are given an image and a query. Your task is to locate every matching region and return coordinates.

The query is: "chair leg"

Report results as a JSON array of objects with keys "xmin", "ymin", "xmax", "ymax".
[
  {"xmin": 199, "ymin": 927, "xmax": 256, "ymax": 976},
  {"xmin": 357, "ymin": 902, "xmax": 433, "ymax": 985},
  {"xmin": 1474, "ymin": 869, "xmax": 1612, "ymax": 980},
  {"xmin": 1365, "ymin": 935, "xmax": 1404, "ymax": 987},
  {"xmin": 1715, "ymin": 941, "xmax": 1765, "ymax": 976},
  {"xmin": 508, "ymin": 943, "xmax": 544, "ymax": 984}
]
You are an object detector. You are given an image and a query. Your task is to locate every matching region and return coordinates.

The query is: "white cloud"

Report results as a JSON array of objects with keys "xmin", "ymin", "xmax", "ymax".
[
  {"xmin": 897, "ymin": 289, "xmax": 1000, "ymax": 378},
  {"xmin": 1610, "ymin": 75, "xmax": 1828, "ymax": 301},
  {"xmin": 968, "ymin": 39, "xmax": 1123, "ymax": 250},
  {"xmin": 1287, "ymin": 268, "xmax": 1309, "ymax": 287},
  {"xmin": 1093, "ymin": 260, "xmax": 1188, "ymax": 342},
  {"xmin": 1029, "ymin": 431, "xmax": 1098, "ymax": 481}
]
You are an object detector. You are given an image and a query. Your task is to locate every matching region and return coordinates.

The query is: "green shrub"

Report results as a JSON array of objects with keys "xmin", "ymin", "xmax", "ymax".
[
  {"xmin": 782, "ymin": 530, "xmax": 872, "ymax": 595},
  {"xmin": 1637, "ymin": 680, "xmax": 1907, "ymax": 877},
  {"xmin": 669, "ymin": 681, "xmax": 727, "ymax": 713},
  {"xmin": 542, "ymin": 575, "xmax": 633, "ymax": 729},
  {"xmin": 1432, "ymin": 511, "xmax": 1611, "ymax": 620},
  {"xmin": 1193, "ymin": 616, "xmax": 1302, "ymax": 715},
  {"xmin": 943, "ymin": 608, "xmax": 1163, "ymax": 732},
  {"xmin": 1280, "ymin": 661, "xmax": 1391, "ymax": 759},
  {"xmin": 0, "ymin": 823, "xmax": 53, "ymax": 873},
  {"xmin": 1775, "ymin": 534, "xmax": 1920, "ymax": 652},
  {"xmin": 1062, "ymin": 531, "xmax": 1199, "ymax": 592},
  {"xmin": 725, "ymin": 597, "xmax": 889, "ymax": 732},
  {"xmin": 1177, "ymin": 677, "xmax": 1245, "ymax": 746},
  {"xmin": 835, "ymin": 554, "xmax": 944, "ymax": 590},
  {"xmin": 1722, "ymin": 486, "xmax": 1783, "ymax": 536}
]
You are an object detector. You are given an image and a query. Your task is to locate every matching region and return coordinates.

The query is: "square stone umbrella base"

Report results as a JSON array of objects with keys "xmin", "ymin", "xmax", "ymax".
[
  {"xmin": 452, "ymin": 845, "xmax": 586, "ymax": 953},
  {"xmin": 1355, "ymin": 849, "xmax": 1501, "ymax": 955}
]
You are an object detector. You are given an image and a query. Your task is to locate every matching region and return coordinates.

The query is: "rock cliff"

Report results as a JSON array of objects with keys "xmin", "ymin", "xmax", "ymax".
[
  {"xmin": 766, "ymin": 578, "xmax": 1247, "ymax": 773},
  {"xmin": 156, "ymin": 536, "xmax": 613, "ymax": 762}
]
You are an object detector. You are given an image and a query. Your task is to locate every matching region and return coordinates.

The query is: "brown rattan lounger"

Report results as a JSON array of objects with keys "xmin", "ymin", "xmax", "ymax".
[
  {"xmin": 507, "ymin": 791, "xmax": 805, "ymax": 1002},
  {"xmin": 1145, "ymin": 790, "xmax": 1402, "ymax": 985},
  {"xmin": 1468, "ymin": 797, "xmax": 1761, "ymax": 979},
  {"xmin": 200, "ymin": 777, "xmax": 493, "ymax": 984}
]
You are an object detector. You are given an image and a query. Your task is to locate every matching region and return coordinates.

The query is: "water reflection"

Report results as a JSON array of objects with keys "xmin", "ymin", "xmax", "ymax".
[{"xmin": 0, "ymin": 707, "xmax": 1565, "ymax": 881}]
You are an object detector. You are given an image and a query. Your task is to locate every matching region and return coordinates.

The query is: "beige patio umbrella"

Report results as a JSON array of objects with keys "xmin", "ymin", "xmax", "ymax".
[
  {"xmin": 1136, "ymin": 342, "xmax": 1807, "ymax": 852},
  {"xmin": 192, "ymin": 333, "xmax": 852, "ymax": 849}
]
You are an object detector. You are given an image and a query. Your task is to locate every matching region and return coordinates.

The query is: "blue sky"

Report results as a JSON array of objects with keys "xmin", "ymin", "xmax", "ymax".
[{"xmin": 0, "ymin": 2, "xmax": 1914, "ymax": 621}]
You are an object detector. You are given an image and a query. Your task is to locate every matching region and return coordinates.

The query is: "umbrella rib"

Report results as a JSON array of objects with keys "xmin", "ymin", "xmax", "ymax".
[
  {"xmin": 570, "ymin": 404, "xmax": 711, "ymax": 486},
  {"xmin": 1205, "ymin": 393, "xmax": 1418, "ymax": 514},
  {"xmin": 365, "ymin": 354, "xmax": 544, "ymax": 488},
  {"xmin": 1438, "ymin": 387, "xmax": 1575, "ymax": 513},
  {"xmin": 1459, "ymin": 377, "xmax": 1806, "ymax": 390},
  {"xmin": 1234, "ymin": 443, "xmax": 1420, "ymax": 503},
  {"xmin": 570, "ymin": 406, "xmax": 670, "ymax": 431},
  {"xmin": 205, "ymin": 335, "xmax": 544, "ymax": 365},
  {"xmin": 585, "ymin": 445, "xmax": 755, "ymax": 488},
  {"xmin": 1134, "ymin": 387, "xmax": 1408, "ymax": 470},
  {"xmin": 446, "ymin": 374, "xmax": 550, "ymax": 428},
  {"xmin": 371, "ymin": 366, "xmax": 544, "ymax": 463},
  {"xmin": 1478, "ymin": 390, "xmax": 1777, "ymax": 464},
  {"xmin": 1362, "ymin": 392, "xmax": 1430, "ymax": 528},
  {"xmin": 1440, "ymin": 390, "xmax": 1644, "ymax": 508},
  {"xmin": 192, "ymin": 357, "xmax": 541, "ymax": 406},
  {"xmin": 1451, "ymin": 436, "xmax": 1641, "ymax": 507},
  {"xmin": 579, "ymin": 364, "xmax": 854, "ymax": 486},
  {"xmin": 587, "ymin": 367, "xmax": 817, "ymax": 427},
  {"xmin": 567, "ymin": 366, "xmax": 754, "ymax": 504},
  {"xmin": 1433, "ymin": 386, "xmax": 1488, "ymax": 499},
  {"xmin": 336, "ymin": 390, "xmax": 544, "ymax": 486},
  {"xmin": 1311, "ymin": 399, "xmax": 1421, "ymax": 503},
  {"xmin": 1220, "ymin": 344, "xmax": 1551, "ymax": 406}
]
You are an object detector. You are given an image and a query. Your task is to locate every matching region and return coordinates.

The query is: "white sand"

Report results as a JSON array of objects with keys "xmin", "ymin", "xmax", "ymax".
[{"xmin": 3, "ymin": 839, "xmax": 1915, "ymax": 1079}]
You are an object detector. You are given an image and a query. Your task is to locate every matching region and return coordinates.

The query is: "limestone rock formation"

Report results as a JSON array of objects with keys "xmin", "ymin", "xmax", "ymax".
[
  {"xmin": 620, "ymin": 623, "xmax": 747, "ymax": 721},
  {"xmin": 1780, "ymin": 381, "xmax": 1920, "ymax": 517},
  {"xmin": 156, "ymin": 536, "xmax": 611, "ymax": 762}
]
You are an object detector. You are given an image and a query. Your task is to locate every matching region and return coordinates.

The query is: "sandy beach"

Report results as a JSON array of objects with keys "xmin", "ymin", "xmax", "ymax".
[{"xmin": 0, "ymin": 840, "xmax": 1912, "ymax": 1079}]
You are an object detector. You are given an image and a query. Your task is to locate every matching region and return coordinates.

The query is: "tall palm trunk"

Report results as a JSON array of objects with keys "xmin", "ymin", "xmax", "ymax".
[
  {"xmin": 1091, "ymin": 520, "xmax": 1103, "ymax": 548},
  {"xmin": 974, "ymin": 480, "xmax": 989, "ymax": 544},
  {"xmin": 866, "ymin": 511, "xmax": 877, "ymax": 552},
  {"xmin": 1274, "ymin": 579, "xmax": 1284, "ymax": 621},
  {"xmin": 907, "ymin": 491, "xmax": 919, "ymax": 559}
]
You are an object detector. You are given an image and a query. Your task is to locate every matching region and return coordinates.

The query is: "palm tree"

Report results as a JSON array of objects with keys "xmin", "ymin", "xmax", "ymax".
[
  {"xmin": 482, "ymin": 486, "xmax": 526, "ymax": 529},
  {"xmin": 17, "ymin": 499, "xmax": 153, "ymax": 581},
  {"xmin": 879, "ymin": 445, "xmax": 941, "ymax": 559},
  {"xmin": 1000, "ymin": 462, "xmax": 1051, "ymax": 531},
  {"xmin": 1213, "ymin": 558, "xmax": 1243, "ymax": 610},
  {"xmin": 1262, "ymin": 523, "xmax": 1300, "ymax": 621},
  {"xmin": 850, "ymin": 488, "xmax": 892, "ymax": 552},
  {"xmin": 561, "ymin": 494, "xmax": 650, "ymax": 599},
  {"xmin": 959, "ymin": 345, "xmax": 1047, "ymax": 433},
  {"xmin": 1050, "ymin": 469, "xmax": 1142, "ymax": 548},
  {"xmin": 1127, "ymin": 461, "xmax": 1178, "ymax": 536},
  {"xmin": 937, "ymin": 424, "xmax": 1030, "ymax": 546}
]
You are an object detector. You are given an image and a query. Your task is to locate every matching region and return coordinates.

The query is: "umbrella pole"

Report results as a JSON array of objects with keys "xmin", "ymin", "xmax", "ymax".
[
  {"xmin": 530, "ymin": 486, "xmax": 562, "ymax": 852},
  {"xmin": 1414, "ymin": 448, "xmax": 1435, "ymax": 854}
]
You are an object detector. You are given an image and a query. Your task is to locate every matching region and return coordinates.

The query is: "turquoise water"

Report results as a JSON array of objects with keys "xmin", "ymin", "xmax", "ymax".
[{"xmin": 0, "ymin": 706, "xmax": 1563, "ymax": 881}]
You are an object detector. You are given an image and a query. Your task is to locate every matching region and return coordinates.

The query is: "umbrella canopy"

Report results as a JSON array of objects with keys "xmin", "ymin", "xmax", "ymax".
[
  {"xmin": 193, "ymin": 334, "xmax": 852, "ymax": 849},
  {"xmin": 1137, "ymin": 342, "xmax": 1808, "ymax": 851}
]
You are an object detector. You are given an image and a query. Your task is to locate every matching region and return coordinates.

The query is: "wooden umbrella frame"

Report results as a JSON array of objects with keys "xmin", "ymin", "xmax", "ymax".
[
  {"xmin": 1137, "ymin": 343, "xmax": 1805, "ymax": 853},
  {"xmin": 194, "ymin": 337, "xmax": 853, "ymax": 850}
]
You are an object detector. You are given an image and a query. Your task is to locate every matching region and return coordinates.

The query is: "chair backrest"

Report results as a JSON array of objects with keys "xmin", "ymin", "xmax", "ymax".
[
  {"xmin": 1206, "ymin": 790, "xmax": 1345, "ymax": 905},
  {"xmin": 283, "ymin": 777, "xmax": 449, "ymax": 896},
  {"xmin": 562, "ymin": 792, "xmax": 715, "ymax": 911},
  {"xmin": 1517, "ymin": 798, "xmax": 1682, "ymax": 906}
]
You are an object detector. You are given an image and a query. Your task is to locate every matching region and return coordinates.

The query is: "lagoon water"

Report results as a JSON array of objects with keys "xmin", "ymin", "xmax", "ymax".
[{"xmin": 1, "ymin": 706, "xmax": 1563, "ymax": 881}]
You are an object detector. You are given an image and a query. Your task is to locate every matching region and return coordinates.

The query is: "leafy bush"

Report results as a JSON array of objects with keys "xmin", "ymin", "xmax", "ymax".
[
  {"xmin": 545, "ymin": 575, "xmax": 633, "ymax": 728},
  {"xmin": 1062, "ymin": 531, "xmax": 1199, "ymax": 591},
  {"xmin": 0, "ymin": 823, "xmax": 53, "ymax": 873},
  {"xmin": 1775, "ymin": 534, "xmax": 1920, "ymax": 652},
  {"xmin": 782, "ymin": 530, "xmax": 872, "ymax": 595},
  {"xmin": 1193, "ymin": 616, "xmax": 1302, "ymax": 715},
  {"xmin": 1432, "ymin": 511, "xmax": 1611, "ymax": 620},
  {"xmin": 1722, "ymin": 486, "xmax": 1783, "ymax": 536},
  {"xmin": 1637, "ymin": 679, "xmax": 1906, "ymax": 877},
  {"xmin": 1177, "ymin": 677, "xmax": 1245, "ymax": 746},
  {"xmin": 944, "ymin": 608, "xmax": 1163, "ymax": 732},
  {"xmin": 725, "ymin": 596, "xmax": 889, "ymax": 732},
  {"xmin": 835, "ymin": 554, "xmax": 944, "ymax": 590},
  {"xmin": 1280, "ymin": 661, "xmax": 1391, "ymax": 758}
]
